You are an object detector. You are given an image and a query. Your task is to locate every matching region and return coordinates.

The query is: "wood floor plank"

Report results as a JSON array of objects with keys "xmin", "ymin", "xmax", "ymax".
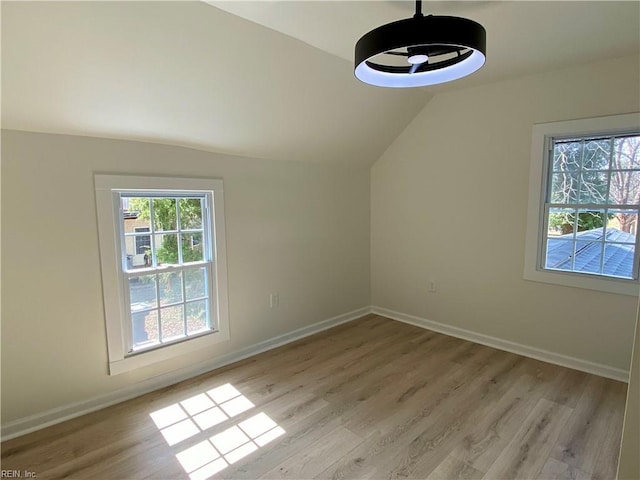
[
  {"xmin": 385, "ymin": 368, "xmax": 525, "ymax": 479},
  {"xmin": 551, "ymin": 375, "xmax": 627, "ymax": 478},
  {"xmin": 259, "ymin": 426, "xmax": 361, "ymax": 479},
  {"xmin": 216, "ymin": 407, "xmax": 348, "ymax": 479},
  {"xmin": 449, "ymin": 372, "xmax": 549, "ymax": 473},
  {"xmin": 1, "ymin": 315, "xmax": 627, "ymax": 480},
  {"xmin": 585, "ymin": 380, "xmax": 627, "ymax": 480},
  {"xmin": 542, "ymin": 367, "xmax": 590, "ymax": 408},
  {"xmin": 483, "ymin": 398, "xmax": 574, "ymax": 479},
  {"xmin": 323, "ymin": 362, "xmax": 518, "ymax": 479},
  {"xmin": 539, "ymin": 457, "xmax": 592, "ymax": 480},
  {"xmin": 426, "ymin": 452, "xmax": 485, "ymax": 480}
]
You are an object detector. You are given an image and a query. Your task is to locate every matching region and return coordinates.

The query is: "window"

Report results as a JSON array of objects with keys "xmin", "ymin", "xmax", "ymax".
[
  {"xmin": 524, "ymin": 113, "xmax": 640, "ymax": 295},
  {"xmin": 95, "ymin": 175, "xmax": 229, "ymax": 374}
]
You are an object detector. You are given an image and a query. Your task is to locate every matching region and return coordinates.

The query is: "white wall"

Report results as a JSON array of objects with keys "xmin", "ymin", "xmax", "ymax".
[
  {"xmin": 0, "ymin": 130, "xmax": 370, "ymax": 424},
  {"xmin": 371, "ymin": 55, "xmax": 640, "ymax": 372}
]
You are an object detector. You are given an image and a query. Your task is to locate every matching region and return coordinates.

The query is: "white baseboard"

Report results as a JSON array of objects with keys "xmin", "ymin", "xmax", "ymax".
[
  {"xmin": 372, "ymin": 306, "xmax": 630, "ymax": 383},
  {"xmin": 1, "ymin": 306, "xmax": 372, "ymax": 441}
]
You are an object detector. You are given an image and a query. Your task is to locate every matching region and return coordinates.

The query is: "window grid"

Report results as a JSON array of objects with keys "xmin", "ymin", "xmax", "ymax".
[
  {"xmin": 119, "ymin": 194, "xmax": 214, "ymax": 354},
  {"xmin": 128, "ymin": 269, "xmax": 213, "ymax": 348},
  {"xmin": 542, "ymin": 133, "xmax": 640, "ymax": 280}
]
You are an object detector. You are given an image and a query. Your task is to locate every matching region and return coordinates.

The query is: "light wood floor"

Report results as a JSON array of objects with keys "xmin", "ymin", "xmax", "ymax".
[{"xmin": 1, "ymin": 315, "xmax": 628, "ymax": 479}]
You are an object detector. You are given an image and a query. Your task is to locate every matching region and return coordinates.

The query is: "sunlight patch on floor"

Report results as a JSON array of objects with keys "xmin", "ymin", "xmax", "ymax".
[{"xmin": 149, "ymin": 383, "xmax": 285, "ymax": 479}]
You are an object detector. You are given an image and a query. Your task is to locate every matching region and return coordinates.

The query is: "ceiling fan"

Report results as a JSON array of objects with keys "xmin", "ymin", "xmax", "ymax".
[{"xmin": 354, "ymin": 0, "xmax": 486, "ymax": 88}]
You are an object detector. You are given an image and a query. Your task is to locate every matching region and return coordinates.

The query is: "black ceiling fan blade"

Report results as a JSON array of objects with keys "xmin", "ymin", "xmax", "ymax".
[
  {"xmin": 384, "ymin": 51, "xmax": 409, "ymax": 56},
  {"xmin": 365, "ymin": 49, "xmax": 473, "ymax": 75}
]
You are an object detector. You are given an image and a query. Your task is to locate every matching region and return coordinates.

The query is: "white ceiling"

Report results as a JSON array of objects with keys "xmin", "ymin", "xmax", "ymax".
[{"xmin": 2, "ymin": 1, "xmax": 639, "ymax": 166}]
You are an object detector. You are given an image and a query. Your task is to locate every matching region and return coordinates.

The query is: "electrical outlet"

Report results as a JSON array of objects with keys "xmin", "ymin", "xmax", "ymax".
[
  {"xmin": 428, "ymin": 280, "xmax": 437, "ymax": 292},
  {"xmin": 269, "ymin": 293, "xmax": 279, "ymax": 308}
]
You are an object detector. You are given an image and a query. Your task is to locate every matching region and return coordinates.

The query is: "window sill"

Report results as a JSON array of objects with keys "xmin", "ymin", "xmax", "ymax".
[
  {"xmin": 523, "ymin": 268, "xmax": 639, "ymax": 296},
  {"xmin": 109, "ymin": 328, "xmax": 230, "ymax": 375}
]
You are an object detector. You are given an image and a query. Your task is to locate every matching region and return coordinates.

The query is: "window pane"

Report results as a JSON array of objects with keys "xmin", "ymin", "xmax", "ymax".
[
  {"xmin": 134, "ymin": 227, "xmax": 151, "ymax": 254},
  {"xmin": 180, "ymin": 198, "xmax": 203, "ymax": 230},
  {"xmin": 582, "ymin": 139, "xmax": 610, "ymax": 170},
  {"xmin": 155, "ymin": 234, "xmax": 179, "ymax": 265},
  {"xmin": 123, "ymin": 197, "xmax": 150, "ymax": 222},
  {"xmin": 159, "ymin": 272, "xmax": 183, "ymax": 306},
  {"xmin": 153, "ymin": 198, "xmax": 177, "ymax": 231},
  {"xmin": 186, "ymin": 300, "xmax": 209, "ymax": 334},
  {"xmin": 553, "ymin": 141, "xmax": 582, "ymax": 171},
  {"xmin": 550, "ymin": 173, "xmax": 579, "ymax": 203},
  {"xmin": 609, "ymin": 171, "xmax": 640, "ymax": 205},
  {"xmin": 124, "ymin": 239, "xmax": 138, "ymax": 269},
  {"xmin": 129, "ymin": 275, "xmax": 158, "ymax": 308},
  {"xmin": 578, "ymin": 171, "xmax": 608, "ymax": 204},
  {"xmin": 125, "ymin": 244, "xmax": 152, "ymax": 269},
  {"xmin": 545, "ymin": 238, "xmax": 574, "ymax": 271},
  {"xmin": 185, "ymin": 267, "xmax": 207, "ymax": 300},
  {"xmin": 603, "ymin": 243, "xmax": 635, "ymax": 279},
  {"xmin": 122, "ymin": 197, "xmax": 152, "ymax": 270},
  {"xmin": 575, "ymin": 209, "xmax": 607, "ymax": 235},
  {"xmin": 125, "ymin": 237, "xmax": 152, "ymax": 271},
  {"xmin": 606, "ymin": 210, "xmax": 637, "ymax": 243},
  {"xmin": 572, "ymin": 240, "xmax": 603, "ymax": 274},
  {"xmin": 547, "ymin": 208, "xmax": 577, "ymax": 236},
  {"xmin": 182, "ymin": 233, "xmax": 204, "ymax": 263},
  {"xmin": 613, "ymin": 136, "xmax": 640, "ymax": 169},
  {"xmin": 133, "ymin": 309, "xmax": 159, "ymax": 349},
  {"xmin": 161, "ymin": 305, "xmax": 185, "ymax": 341}
]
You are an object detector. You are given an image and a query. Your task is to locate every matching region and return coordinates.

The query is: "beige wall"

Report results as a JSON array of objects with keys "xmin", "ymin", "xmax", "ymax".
[
  {"xmin": 1, "ymin": 130, "xmax": 370, "ymax": 423},
  {"xmin": 3, "ymin": 54, "xmax": 639, "ymax": 436},
  {"xmin": 371, "ymin": 55, "xmax": 640, "ymax": 371}
]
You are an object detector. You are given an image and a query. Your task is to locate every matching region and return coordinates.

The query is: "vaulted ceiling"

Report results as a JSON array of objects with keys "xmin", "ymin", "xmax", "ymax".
[{"xmin": 2, "ymin": 1, "xmax": 639, "ymax": 166}]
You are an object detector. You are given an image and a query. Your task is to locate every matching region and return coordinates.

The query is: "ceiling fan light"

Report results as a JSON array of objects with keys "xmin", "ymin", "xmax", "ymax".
[
  {"xmin": 354, "ymin": 14, "xmax": 486, "ymax": 88},
  {"xmin": 356, "ymin": 50, "xmax": 485, "ymax": 88}
]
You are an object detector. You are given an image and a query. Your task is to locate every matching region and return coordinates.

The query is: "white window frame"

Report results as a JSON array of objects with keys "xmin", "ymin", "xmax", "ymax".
[
  {"xmin": 524, "ymin": 113, "xmax": 640, "ymax": 296},
  {"xmin": 95, "ymin": 174, "xmax": 230, "ymax": 375}
]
